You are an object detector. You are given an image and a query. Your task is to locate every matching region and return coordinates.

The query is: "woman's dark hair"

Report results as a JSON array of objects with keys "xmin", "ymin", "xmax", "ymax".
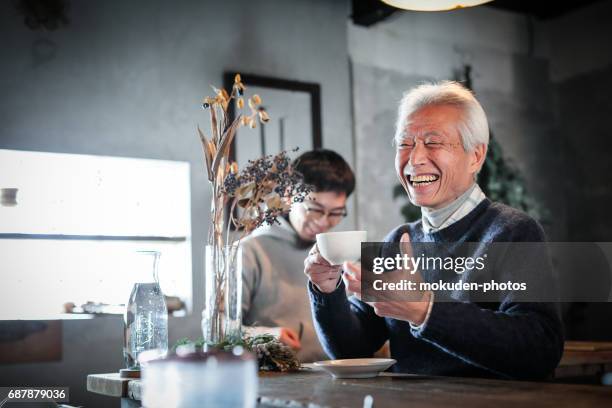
[{"xmin": 292, "ymin": 149, "xmax": 355, "ymax": 197}]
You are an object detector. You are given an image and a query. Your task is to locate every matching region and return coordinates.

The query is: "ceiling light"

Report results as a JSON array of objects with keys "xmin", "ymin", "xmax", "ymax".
[{"xmin": 381, "ymin": 0, "xmax": 493, "ymax": 12}]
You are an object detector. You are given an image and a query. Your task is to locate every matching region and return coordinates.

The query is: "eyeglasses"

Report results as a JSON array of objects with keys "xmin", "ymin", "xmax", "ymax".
[
  {"xmin": 396, "ymin": 134, "xmax": 462, "ymax": 153},
  {"xmin": 302, "ymin": 203, "xmax": 347, "ymax": 222}
]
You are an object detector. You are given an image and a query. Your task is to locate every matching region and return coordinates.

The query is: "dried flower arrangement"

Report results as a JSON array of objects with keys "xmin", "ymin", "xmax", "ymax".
[
  {"xmin": 198, "ymin": 74, "xmax": 310, "ymax": 249},
  {"xmin": 198, "ymin": 74, "xmax": 311, "ymax": 346},
  {"xmin": 224, "ymin": 151, "xmax": 312, "ymax": 235}
]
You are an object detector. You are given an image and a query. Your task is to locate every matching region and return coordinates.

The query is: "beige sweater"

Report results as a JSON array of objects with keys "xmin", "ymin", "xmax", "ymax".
[{"xmin": 241, "ymin": 217, "xmax": 327, "ymax": 363}]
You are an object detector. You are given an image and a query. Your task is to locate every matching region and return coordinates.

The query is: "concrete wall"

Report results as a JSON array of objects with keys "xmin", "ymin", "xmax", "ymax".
[{"xmin": 0, "ymin": 0, "xmax": 351, "ymax": 405}]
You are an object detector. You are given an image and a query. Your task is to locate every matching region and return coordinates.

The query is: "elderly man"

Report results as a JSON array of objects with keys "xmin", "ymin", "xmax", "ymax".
[
  {"xmin": 242, "ymin": 149, "xmax": 355, "ymax": 363},
  {"xmin": 305, "ymin": 82, "xmax": 563, "ymax": 380}
]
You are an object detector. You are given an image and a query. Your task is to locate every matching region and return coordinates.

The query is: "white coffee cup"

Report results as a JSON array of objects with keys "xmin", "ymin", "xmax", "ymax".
[{"xmin": 316, "ymin": 230, "xmax": 367, "ymax": 265}]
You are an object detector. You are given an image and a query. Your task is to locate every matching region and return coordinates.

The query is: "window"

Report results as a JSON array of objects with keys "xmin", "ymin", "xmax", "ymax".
[{"xmin": 0, "ymin": 149, "xmax": 192, "ymax": 319}]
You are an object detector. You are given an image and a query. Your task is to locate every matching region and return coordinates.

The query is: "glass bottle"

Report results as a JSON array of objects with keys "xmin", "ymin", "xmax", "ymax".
[{"xmin": 123, "ymin": 251, "xmax": 168, "ymax": 369}]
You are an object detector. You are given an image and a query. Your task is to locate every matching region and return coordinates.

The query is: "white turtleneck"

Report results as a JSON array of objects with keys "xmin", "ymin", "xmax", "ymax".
[{"xmin": 421, "ymin": 183, "xmax": 486, "ymax": 234}]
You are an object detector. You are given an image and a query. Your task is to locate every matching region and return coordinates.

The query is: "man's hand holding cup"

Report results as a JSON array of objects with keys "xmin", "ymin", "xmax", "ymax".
[{"xmin": 304, "ymin": 244, "xmax": 343, "ymax": 293}]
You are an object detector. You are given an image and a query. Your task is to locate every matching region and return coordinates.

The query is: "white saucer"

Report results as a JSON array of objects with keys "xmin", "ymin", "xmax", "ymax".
[{"xmin": 313, "ymin": 358, "xmax": 396, "ymax": 379}]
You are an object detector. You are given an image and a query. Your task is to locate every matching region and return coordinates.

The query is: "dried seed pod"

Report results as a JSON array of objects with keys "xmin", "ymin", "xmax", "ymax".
[
  {"xmin": 258, "ymin": 109, "xmax": 270, "ymax": 123},
  {"xmin": 265, "ymin": 193, "xmax": 281, "ymax": 209},
  {"xmin": 202, "ymin": 97, "xmax": 215, "ymax": 109},
  {"xmin": 252, "ymin": 94, "xmax": 262, "ymax": 105},
  {"xmin": 234, "ymin": 73, "xmax": 242, "ymax": 84},
  {"xmin": 236, "ymin": 182, "xmax": 256, "ymax": 199},
  {"xmin": 237, "ymin": 97, "xmax": 244, "ymax": 109}
]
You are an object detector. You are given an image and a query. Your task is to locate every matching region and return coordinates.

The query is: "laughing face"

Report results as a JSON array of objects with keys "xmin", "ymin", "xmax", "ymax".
[
  {"xmin": 289, "ymin": 191, "xmax": 347, "ymax": 242},
  {"xmin": 395, "ymin": 104, "xmax": 487, "ymax": 210}
]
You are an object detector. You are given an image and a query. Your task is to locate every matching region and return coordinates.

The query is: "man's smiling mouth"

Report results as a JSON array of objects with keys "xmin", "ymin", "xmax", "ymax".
[{"xmin": 409, "ymin": 174, "xmax": 440, "ymax": 187}]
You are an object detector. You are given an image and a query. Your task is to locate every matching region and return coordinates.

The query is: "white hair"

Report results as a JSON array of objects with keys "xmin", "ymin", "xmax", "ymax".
[{"xmin": 394, "ymin": 81, "xmax": 489, "ymax": 151}]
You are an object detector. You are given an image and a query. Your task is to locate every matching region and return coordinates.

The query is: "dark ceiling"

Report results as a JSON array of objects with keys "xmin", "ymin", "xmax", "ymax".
[
  {"xmin": 487, "ymin": 0, "xmax": 604, "ymax": 19},
  {"xmin": 352, "ymin": 0, "xmax": 607, "ymax": 27}
]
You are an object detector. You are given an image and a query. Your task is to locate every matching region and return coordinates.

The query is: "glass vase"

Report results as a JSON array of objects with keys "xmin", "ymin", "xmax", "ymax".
[{"xmin": 202, "ymin": 243, "xmax": 243, "ymax": 345}]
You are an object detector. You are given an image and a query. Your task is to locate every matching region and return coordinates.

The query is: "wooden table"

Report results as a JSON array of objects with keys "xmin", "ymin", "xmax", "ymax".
[
  {"xmin": 555, "ymin": 342, "xmax": 612, "ymax": 379},
  {"xmin": 88, "ymin": 367, "xmax": 612, "ymax": 407}
]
